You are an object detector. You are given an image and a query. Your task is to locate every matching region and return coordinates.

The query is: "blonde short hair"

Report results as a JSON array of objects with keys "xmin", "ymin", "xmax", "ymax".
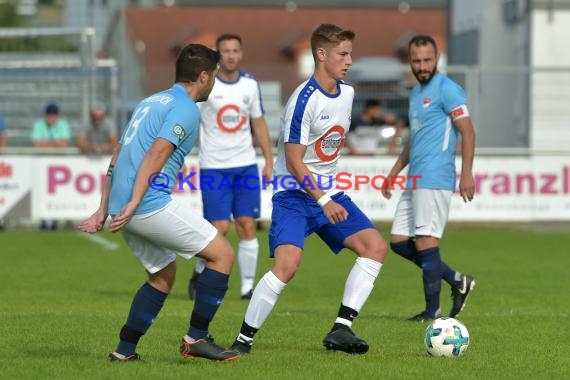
[{"xmin": 310, "ymin": 24, "xmax": 355, "ymax": 61}]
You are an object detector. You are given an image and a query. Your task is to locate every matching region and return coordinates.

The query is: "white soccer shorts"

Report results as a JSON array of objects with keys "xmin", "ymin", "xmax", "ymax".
[
  {"xmin": 391, "ymin": 188, "xmax": 452, "ymax": 239},
  {"xmin": 121, "ymin": 200, "xmax": 218, "ymax": 274}
]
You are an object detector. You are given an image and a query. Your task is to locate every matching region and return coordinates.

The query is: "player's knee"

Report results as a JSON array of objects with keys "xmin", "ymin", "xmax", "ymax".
[
  {"xmin": 273, "ymin": 261, "xmax": 300, "ymax": 283},
  {"xmin": 148, "ymin": 267, "xmax": 176, "ymax": 293},
  {"xmin": 360, "ymin": 237, "xmax": 388, "ymax": 262},
  {"xmin": 201, "ymin": 235, "xmax": 235, "ymax": 270}
]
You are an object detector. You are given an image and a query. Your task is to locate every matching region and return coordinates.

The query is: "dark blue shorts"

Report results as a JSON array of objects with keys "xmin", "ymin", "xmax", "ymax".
[
  {"xmin": 200, "ymin": 164, "xmax": 261, "ymax": 221},
  {"xmin": 268, "ymin": 190, "xmax": 375, "ymax": 257}
]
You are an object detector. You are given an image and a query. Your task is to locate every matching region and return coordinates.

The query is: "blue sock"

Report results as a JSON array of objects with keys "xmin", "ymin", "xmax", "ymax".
[
  {"xmin": 391, "ymin": 240, "xmax": 458, "ymax": 286},
  {"xmin": 187, "ymin": 267, "xmax": 229, "ymax": 340},
  {"xmin": 417, "ymin": 247, "xmax": 443, "ymax": 317},
  {"xmin": 441, "ymin": 262, "xmax": 460, "ymax": 287},
  {"xmin": 116, "ymin": 282, "xmax": 168, "ymax": 356},
  {"xmin": 390, "ymin": 240, "xmax": 422, "ymax": 267}
]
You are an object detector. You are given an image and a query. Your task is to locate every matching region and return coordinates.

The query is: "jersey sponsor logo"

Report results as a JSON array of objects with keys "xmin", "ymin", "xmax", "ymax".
[
  {"xmin": 216, "ymin": 104, "xmax": 247, "ymax": 133},
  {"xmin": 314, "ymin": 125, "xmax": 345, "ymax": 162},
  {"xmin": 171, "ymin": 124, "xmax": 185, "ymax": 140},
  {"xmin": 423, "ymin": 98, "xmax": 431, "ymax": 108}
]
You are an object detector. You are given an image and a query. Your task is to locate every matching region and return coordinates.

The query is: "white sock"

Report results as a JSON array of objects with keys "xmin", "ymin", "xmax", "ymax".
[
  {"xmin": 238, "ymin": 238, "xmax": 259, "ymax": 295},
  {"xmin": 195, "ymin": 258, "xmax": 206, "ymax": 274},
  {"xmin": 335, "ymin": 257, "xmax": 382, "ymax": 327},
  {"xmin": 244, "ymin": 271, "xmax": 286, "ymax": 329}
]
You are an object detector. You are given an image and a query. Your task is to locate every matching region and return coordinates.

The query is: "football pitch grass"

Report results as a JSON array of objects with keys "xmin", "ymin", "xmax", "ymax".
[{"xmin": 1, "ymin": 224, "xmax": 569, "ymax": 379}]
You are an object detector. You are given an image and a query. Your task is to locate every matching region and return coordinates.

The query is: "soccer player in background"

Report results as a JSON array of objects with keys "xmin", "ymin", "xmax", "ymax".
[
  {"xmin": 78, "ymin": 44, "xmax": 240, "ymax": 362},
  {"xmin": 382, "ymin": 35, "xmax": 476, "ymax": 322},
  {"xmin": 188, "ymin": 33, "xmax": 274, "ymax": 301},
  {"xmin": 229, "ymin": 23, "xmax": 388, "ymax": 355}
]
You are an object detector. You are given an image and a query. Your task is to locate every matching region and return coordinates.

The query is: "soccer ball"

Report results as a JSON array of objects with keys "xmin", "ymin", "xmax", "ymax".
[{"xmin": 424, "ymin": 317, "xmax": 470, "ymax": 357}]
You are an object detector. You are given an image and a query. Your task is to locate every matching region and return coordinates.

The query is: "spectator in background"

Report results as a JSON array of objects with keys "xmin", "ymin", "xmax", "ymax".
[
  {"xmin": 77, "ymin": 102, "xmax": 118, "ymax": 154},
  {"xmin": 350, "ymin": 98, "xmax": 386, "ymax": 132},
  {"xmin": 0, "ymin": 112, "xmax": 7, "ymax": 147},
  {"xmin": 387, "ymin": 115, "xmax": 410, "ymax": 155},
  {"xmin": 347, "ymin": 98, "xmax": 405, "ymax": 155},
  {"xmin": 31, "ymin": 103, "xmax": 70, "ymax": 148}
]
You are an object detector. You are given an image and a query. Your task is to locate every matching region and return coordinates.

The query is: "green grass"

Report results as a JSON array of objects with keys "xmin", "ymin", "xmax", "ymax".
[{"xmin": 1, "ymin": 225, "xmax": 569, "ymax": 379}]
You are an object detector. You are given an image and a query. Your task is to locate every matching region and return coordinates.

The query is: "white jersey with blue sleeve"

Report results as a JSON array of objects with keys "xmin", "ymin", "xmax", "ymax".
[
  {"xmin": 109, "ymin": 84, "xmax": 200, "ymax": 215},
  {"xmin": 273, "ymin": 76, "xmax": 353, "ymax": 195},
  {"xmin": 407, "ymin": 72, "xmax": 469, "ymax": 191},
  {"xmin": 198, "ymin": 71, "xmax": 265, "ymax": 169}
]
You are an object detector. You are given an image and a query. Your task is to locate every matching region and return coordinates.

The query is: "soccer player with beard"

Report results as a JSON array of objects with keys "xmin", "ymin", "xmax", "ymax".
[
  {"xmin": 229, "ymin": 24, "xmax": 388, "ymax": 355},
  {"xmin": 382, "ymin": 35, "xmax": 476, "ymax": 322},
  {"xmin": 79, "ymin": 44, "xmax": 240, "ymax": 362}
]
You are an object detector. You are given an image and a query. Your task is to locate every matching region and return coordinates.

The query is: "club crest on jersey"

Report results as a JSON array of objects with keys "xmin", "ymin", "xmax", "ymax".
[
  {"xmin": 242, "ymin": 95, "xmax": 251, "ymax": 105},
  {"xmin": 171, "ymin": 125, "xmax": 185, "ymax": 140},
  {"xmin": 315, "ymin": 125, "xmax": 345, "ymax": 162},
  {"xmin": 423, "ymin": 98, "xmax": 431, "ymax": 108}
]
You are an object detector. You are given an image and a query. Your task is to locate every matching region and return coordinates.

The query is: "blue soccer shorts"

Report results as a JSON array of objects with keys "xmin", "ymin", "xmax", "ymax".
[
  {"xmin": 200, "ymin": 164, "xmax": 261, "ymax": 222},
  {"xmin": 268, "ymin": 190, "xmax": 375, "ymax": 257}
]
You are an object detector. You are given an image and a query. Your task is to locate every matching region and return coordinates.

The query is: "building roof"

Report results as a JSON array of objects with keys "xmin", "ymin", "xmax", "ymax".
[{"xmin": 125, "ymin": 5, "xmax": 446, "ymax": 95}]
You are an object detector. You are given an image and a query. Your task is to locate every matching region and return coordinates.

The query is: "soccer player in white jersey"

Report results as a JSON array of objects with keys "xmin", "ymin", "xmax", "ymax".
[
  {"xmin": 78, "ymin": 44, "xmax": 240, "ymax": 362},
  {"xmin": 382, "ymin": 35, "xmax": 476, "ymax": 322},
  {"xmin": 229, "ymin": 24, "xmax": 388, "ymax": 355},
  {"xmin": 188, "ymin": 33, "xmax": 273, "ymax": 301}
]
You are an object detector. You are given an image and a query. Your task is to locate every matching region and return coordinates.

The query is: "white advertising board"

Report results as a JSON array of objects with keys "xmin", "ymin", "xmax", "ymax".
[{"xmin": 25, "ymin": 155, "xmax": 570, "ymax": 221}]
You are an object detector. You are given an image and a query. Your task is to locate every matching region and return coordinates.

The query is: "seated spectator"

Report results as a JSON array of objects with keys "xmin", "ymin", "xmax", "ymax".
[
  {"xmin": 0, "ymin": 112, "xmax": 7, "ymax": 147},
  {"xmin": 31, "ymin": 103, "xmax": 70, "ymax": 148},
  {"xmin": 347, "ymin": 98, "xmax": 405, "ymax": 155},
  {"xmin": 77, "ymin": 102, "xmax": 118, "ymax": 154},
  {"xmin": 350, "ymin": 98, "xmax": 386, "ymax": 132},
  {"xmin": 387, "ymin": 115, "xmax": 410, "ymax": 155}
]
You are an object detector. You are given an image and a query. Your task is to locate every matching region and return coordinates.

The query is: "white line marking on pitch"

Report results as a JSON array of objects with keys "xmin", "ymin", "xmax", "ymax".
[{"xmin": 78, "ymin": 232, "xmax": 120, "ymax": 250}]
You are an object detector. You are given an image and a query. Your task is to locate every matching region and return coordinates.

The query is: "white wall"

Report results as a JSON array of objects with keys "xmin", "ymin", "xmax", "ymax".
[{"xmin": 531, "ymin": 10, "xmax": 570, "ymax": 151}]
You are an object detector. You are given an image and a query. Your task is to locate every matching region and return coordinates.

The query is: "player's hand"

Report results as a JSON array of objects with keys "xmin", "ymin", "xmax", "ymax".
[
  {"xmin": 381, "ymin": 175, "xmax": 394, "ymax": 200},
  {"xmin": 322, "ymin": 200, "xmax": 349, "ymax": 224},
  {"xmin": 78, "ymin": 208, "xmax": 108, "ymax": 233},
  {"xmin": 459, "ymin": 173, "xmax": 475, "ymax": 203},
  {"xmin": 262, "ymin": 163, "xmax": 273, "ymax": 183},
  {"xmin": 108, "ymin": 202, "xmax": 137, "ymax": 233}
]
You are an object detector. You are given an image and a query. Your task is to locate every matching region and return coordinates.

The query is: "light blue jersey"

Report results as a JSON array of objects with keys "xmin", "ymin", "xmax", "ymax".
[
  {"xmin": 109, "ymin": 84, "xmax": 200, "ymax": 215},
  {"xmin": 407, "ymin": 72, "xmax": 467, "ymax": 191}
]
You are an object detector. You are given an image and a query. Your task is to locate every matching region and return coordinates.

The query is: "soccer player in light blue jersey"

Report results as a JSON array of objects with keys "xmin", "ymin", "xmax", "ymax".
[
  {"xmin": 78, "ymin": 44, "xmax": 240, "ymax": 362},
  {"xmin": 382, "ymin": 35, "xmax": 476, "ymax": 322}
]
